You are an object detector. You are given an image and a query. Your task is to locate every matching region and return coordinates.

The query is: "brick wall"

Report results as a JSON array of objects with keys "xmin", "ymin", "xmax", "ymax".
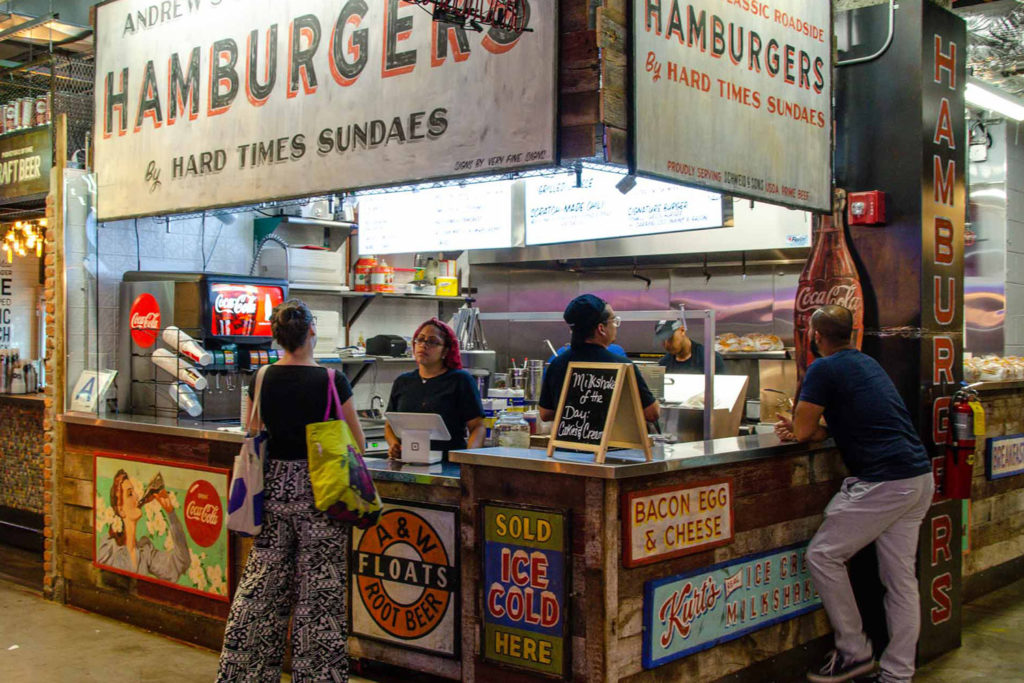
[
  {"xmin": 964, "ymin": 385, "xmax": 1024, "ymax": 585},
  {"xmin": 0, "ymin": 399, "xmax": 45, "ymax": 513}
]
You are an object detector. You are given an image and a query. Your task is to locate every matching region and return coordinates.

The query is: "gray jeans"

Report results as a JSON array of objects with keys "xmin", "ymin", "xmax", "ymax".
[{"xmin": 807, "ymin": 473, "xmax": 934, "ymax": 683}]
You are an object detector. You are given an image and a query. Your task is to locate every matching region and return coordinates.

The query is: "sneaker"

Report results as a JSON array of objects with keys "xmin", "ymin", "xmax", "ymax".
[{"xmin": 806, "ymin": 650, "xmax": 878, "ymax": 683}]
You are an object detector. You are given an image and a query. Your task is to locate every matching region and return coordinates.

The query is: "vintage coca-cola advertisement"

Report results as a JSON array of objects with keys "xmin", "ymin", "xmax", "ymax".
[
  {"xmin": 93, "ymin": 452, "xmax": 230, "ymax": 601},
  {"xmin": 793, "ymin": 189, "xmax": 865, "ymax": 385},
  {"xmin": 207, "ymin": 282, "xmax": 284, "ymax": 339}
]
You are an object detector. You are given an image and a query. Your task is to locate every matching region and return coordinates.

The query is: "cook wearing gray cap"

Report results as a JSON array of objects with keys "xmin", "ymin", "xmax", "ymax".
[
  {"xmin": 654, "ymin": 319, "xmax": 725, "ymax": 374},
  {"xmin": 538, "ymin": 294, "xmax": 661, "ymax": 424}
]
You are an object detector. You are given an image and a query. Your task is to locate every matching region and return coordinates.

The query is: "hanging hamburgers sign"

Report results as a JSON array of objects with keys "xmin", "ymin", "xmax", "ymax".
[{"xmin": 93, "ymin": 0, "xmax": 557, "ymax": 220}]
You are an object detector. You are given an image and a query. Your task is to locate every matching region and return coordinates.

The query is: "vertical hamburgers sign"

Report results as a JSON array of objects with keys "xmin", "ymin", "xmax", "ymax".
[{"xmin": 93, "ymin": 0, "xmax": 557, "ymax": 220}]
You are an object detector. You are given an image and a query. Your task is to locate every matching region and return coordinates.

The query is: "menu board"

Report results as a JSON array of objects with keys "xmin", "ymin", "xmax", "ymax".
[
  {"xmin": 551, "ymin": 364, "xmax": 620, "ymax": 447},
  {"xmin": 525, "ymin": 169, "xmax": 722, "ymax": 245},
  {"xmin": 0, "ymin": 255, "xmax": 39, "ymax": 353},
  {"xmin": 547, "ymin": 362, "xmax": 651, "ymax": 462},
  {"xmin": 357, "ymin": 181, "xmax": 514, "ymax": 255}
]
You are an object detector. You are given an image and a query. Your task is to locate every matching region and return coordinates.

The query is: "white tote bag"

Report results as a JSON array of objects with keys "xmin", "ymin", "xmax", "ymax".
[{"xmin": 227, "ymin": 366, "xmax": 269, "ymax": 536}]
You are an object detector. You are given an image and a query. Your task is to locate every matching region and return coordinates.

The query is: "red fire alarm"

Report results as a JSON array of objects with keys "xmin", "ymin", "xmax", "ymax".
[{"xmin": 848, "ymin": 191, "xmax": 886, "ymax": 226}]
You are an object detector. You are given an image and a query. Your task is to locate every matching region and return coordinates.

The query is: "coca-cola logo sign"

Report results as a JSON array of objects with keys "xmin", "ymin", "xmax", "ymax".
[
  {"xmin": 184, "ymin": 479, "xmax": 223, "ymax": 548},
  {"xmin": 795, "ymin": 282, "xmax": 863, "ymax": 313},
  {"xmin": 214, "ymin": 294, "xmax": 257, "ymax": 315},
  {"xmin": 128, "ymin": 293, "xmax": 161, "ymax": 348}
]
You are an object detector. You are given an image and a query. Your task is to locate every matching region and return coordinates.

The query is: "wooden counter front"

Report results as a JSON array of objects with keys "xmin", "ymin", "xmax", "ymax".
[
  {"xmin": 57, "ymin": 414, "xmax": 462, "ymax": 683},
  {"xmin": 451, "ymin": 439, "xmax": 844, "ymax": 682}
]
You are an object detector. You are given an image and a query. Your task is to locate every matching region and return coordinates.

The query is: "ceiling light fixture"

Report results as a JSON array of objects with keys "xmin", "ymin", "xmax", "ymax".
[{"xmin": 965, "ymin": 77, "xmax": 1024, "ymax": 121}]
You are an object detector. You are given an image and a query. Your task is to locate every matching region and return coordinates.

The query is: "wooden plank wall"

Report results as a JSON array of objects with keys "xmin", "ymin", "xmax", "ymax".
[
  {"xmin": 561, "ymin": 0, "xmax": 602, "ymax": 160},
  {"xmin": 598, "ymin": 0, "xmax": 629, "ymax": 164},
  {"xmin": 964, "ymin": 388, "xmax": 1024, "ymax": 588},
  {"xmin": 60, "ymin": 424, "xmax": 238, "ymax": 650},
  {"xmin": 560, "ymin": 0, "xmax": 632, "ymax": 164}
]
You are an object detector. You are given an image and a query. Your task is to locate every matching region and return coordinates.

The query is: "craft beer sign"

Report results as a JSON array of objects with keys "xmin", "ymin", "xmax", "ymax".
[
  {"xmin": 93, "ymin": 0, "xmax": 557, "ymax": 220},
  {"xmin": 633, "ymin": 0, "xmax": 831, "ymax": 211}
]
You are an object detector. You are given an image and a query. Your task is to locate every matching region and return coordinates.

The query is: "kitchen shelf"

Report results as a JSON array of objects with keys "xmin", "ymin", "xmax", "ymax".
[
  {"xmin": 325, "ymin": 355, "xmax": 418, "ymax": 387},
  {"xmin": 721, "ymin": 350, "xmax": 790, "ymax": 360},
  {"xmin": 288, "ymin": 286, "xmax": 471, "ymax": 303}
]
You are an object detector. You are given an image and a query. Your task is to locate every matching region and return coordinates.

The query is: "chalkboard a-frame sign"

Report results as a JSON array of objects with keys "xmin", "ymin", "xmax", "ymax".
[{"xmin": 547, "ymin": 362, "xmax": 652, "ymax": 463}]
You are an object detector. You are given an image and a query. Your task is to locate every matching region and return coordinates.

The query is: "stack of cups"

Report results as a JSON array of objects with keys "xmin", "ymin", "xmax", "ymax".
[{"xmin": 152, "ymin": 348, "xmax": 208, "ymax": 390}]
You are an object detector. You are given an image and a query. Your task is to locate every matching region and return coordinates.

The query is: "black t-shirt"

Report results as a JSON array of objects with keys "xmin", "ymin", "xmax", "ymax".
[
  {"xmin": 248, "ymin": 365, "xmax": 354, "ymax": 461},
  {"xmin": 799, "ymin": 349, "xmax": 931, "ymax": 481},
  {"xmin": 386, "ymin": 368, "xmax": 485, "ymax": 453},
  {"xmin": 539, "ymin": 343, "xmax": 657, "ymax": 411},
  {"xmin": 658, "ymin": 342, "xmax": 725, "ymax": 374}
]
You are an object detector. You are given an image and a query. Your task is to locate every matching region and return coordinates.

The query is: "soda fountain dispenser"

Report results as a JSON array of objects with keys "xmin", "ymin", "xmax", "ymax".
[{"xmin": 118, "ymin": 272, "xmax": 287, "ymax": 422}]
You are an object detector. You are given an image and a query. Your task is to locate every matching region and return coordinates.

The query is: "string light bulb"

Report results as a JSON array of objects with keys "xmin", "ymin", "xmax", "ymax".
[{"xmin": 0, "ymin": 218, "xmax": 46, "ymax": 262}]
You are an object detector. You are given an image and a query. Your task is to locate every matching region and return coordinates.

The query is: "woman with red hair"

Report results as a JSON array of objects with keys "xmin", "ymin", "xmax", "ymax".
[{"xmin": 385, "ymin": 317, "xmax": 485, "ymax": 460}]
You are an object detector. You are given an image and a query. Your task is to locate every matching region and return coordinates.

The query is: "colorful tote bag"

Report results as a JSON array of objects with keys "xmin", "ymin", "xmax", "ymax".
[
  {"xmin": 227, "ymin": 365, "xmax": 268, "ymax": 536},
  {"xmin": 306, "ymin": 368, "xmax": 382, "ymax": 529}
]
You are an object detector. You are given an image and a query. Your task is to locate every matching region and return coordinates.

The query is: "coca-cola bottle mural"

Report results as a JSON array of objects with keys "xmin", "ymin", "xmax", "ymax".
[{"xmin": 794, "ymin": 189, "xmax": 865, "ymax": 385}]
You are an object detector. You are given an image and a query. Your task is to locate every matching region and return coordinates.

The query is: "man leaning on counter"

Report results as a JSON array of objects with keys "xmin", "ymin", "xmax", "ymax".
[
  {"xmin": 538, "ymin": 294, "xmax": 661, "ymax": 423},
  {"xmin": 654, "ymin": 319, "xmax": 725, "ymax": 374}
]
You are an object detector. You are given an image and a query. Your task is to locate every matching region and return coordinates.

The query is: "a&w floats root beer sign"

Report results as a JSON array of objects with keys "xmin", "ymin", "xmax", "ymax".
[
  {"xmin": 352, "ymin": 501, "xmax": 459, "ymax": 657},
  {"xmin": 93, "ymin": 0, "xmax": 557, "ymax": 221},
  {"xmin": 643, "ymin": 542, "xmax": 821, "ymax": 669}
]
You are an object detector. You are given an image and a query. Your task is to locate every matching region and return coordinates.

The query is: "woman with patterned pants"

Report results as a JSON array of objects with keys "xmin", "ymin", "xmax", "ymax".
[{"xmin": 217, "ymin": 300, "xmax": 365, "ymax": 682}]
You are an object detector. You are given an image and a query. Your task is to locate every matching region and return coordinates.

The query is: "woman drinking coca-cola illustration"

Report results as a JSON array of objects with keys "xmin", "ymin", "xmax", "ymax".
[{"xmin": 96, "ymin": 469, "xmax": 190, "ymax": 583}]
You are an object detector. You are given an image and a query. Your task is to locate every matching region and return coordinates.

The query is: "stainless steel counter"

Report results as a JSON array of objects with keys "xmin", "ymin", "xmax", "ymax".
[
  {"xmin": 60, "ymin": 411, "xmax": 246, "ymax": 443},
  {"xmin": 974, "ymin": 379, "xmax": 1024, "ymax": 392},
  {"xmin": 449, "ymin": 434, "xmax": 835, "ymax": 480},
  {"xmin": 59, "ymin": 411, "xmax": 461, "ymax": 487},
  {"xmin": 364, "ymin": 458, "xmax": 461, "ymax": 488}
]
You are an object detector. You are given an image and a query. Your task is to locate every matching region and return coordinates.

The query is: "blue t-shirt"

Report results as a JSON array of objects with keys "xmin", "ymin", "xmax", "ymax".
[
  {"xmin": 799, "ymin": 349, "xmax": 931, "ymax": 481},
  {"xmin": 539, "ymin": 343, "xmax": 656, "ymax": 411}
]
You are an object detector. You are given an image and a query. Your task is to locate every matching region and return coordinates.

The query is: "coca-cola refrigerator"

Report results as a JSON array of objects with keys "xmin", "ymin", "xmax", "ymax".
[{"xmin": 118, "ymin": 272, "xmax": 287, "ymax": 422}]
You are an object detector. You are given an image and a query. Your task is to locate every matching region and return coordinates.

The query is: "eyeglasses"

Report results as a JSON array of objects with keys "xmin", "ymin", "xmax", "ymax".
[
  {"xmin": 603, "ymin": 315, "xmax": 621, "ymax": 328},
  {"xmin": 413, "ymin": 336, "xmax": 445, "ymax": 348}
]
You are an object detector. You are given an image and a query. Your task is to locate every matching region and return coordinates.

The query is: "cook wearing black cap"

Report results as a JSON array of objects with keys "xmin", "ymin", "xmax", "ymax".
[
  {"xmin": 654, "ymin": 319, "xmax": 725, "ymax": 374},
  {"xmin": 538, "ymin": 294, "xmax": 661, "ymax": 423}
]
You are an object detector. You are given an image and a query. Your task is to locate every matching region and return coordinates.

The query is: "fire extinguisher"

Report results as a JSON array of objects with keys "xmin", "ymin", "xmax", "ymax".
[{"xmin": 945, "ymin": 384, "xmax": 979, "ymax": 500}]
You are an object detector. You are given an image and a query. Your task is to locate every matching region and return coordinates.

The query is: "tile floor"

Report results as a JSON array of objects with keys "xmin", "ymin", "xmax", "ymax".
[{"xmin": 1, "ymin": 545, "xmax": 1022, "ymax": 682}]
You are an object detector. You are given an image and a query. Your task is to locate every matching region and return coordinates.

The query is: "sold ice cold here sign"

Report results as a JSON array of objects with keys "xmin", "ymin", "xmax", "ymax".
[{"xmin": 483, "ymin": 503, "xmax": 568, "ymax": 678}]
